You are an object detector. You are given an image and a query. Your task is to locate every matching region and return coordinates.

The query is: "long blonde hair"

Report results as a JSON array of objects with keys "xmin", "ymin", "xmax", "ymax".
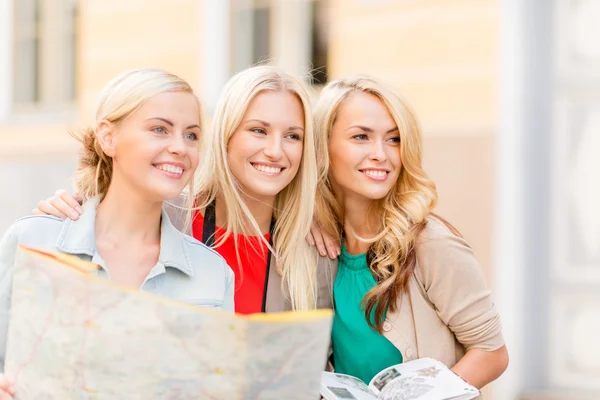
[
  {"xmin": 72, "ymin": 68, "xmax": 201, "ymax": 215},
  {"xmin": 195, "ymin": 65, "xmax": 318, "ymax": 310},
  {"xmin": 314, "ymin": 76, "xmax": 446, "ymax": 332}
]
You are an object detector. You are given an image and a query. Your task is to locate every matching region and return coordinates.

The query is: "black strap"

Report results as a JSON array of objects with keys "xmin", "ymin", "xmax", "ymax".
[
  {"xmin": 202, "ymin": 201, "xmax": 217, "ymax": 247},
  {"xmin": 202, "ymin": 200, "xmax": 275, "ymax": 312},
  {"xmin": 260, "ymin": 218, "xmax": 275, "ymax": 312}
]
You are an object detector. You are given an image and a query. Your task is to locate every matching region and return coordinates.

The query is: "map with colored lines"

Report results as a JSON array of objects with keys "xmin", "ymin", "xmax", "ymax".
[{"xmin": 4, "ymin": 247, "xmax": 332, "ymax": 399}]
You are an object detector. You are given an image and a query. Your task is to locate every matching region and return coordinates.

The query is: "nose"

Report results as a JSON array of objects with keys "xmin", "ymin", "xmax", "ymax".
[
  {"xmin": 368, "ymin": 139, "xmax": 387, "ymax": 162},
  {"xmin": 263, "ymin": 133, "xmax": 283, "ymax": 161},
  {"xmin": 167, "ymin": 133, "xmax": 188, "ymax": 156}
]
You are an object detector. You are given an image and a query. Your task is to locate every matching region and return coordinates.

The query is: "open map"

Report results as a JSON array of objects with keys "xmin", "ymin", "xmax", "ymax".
[{"xmin": 4, "ymin": 246, "xmax": 333, "ymax": 399}]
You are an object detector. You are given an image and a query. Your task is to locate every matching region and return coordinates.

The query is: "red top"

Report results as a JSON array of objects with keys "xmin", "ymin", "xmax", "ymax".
[{"xmin": 192, "ymin": 212, "xmax": 270, "ymax": 314}]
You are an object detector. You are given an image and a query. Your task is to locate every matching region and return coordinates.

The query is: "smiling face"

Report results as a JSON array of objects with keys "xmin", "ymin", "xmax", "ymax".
[
  {"xmin": 104, "ymin": 91, "xmax": 201, "ymax": 202},
  {"xmin": 328, "ymin": 91, "xmax": 402, "ymax": 203},
  {"xmin": 226, "ymin": 89, "xmax": 305, "ymax": 204}
]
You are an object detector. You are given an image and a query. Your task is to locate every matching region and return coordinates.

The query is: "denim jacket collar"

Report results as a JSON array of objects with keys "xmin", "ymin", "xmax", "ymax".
[{"xmin": 55, "ymin": 196, "xmax": 194, "ymax": 276}]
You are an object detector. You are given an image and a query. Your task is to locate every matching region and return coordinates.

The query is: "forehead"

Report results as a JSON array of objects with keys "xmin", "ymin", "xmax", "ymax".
[
  {"xmin": 336, "ymin": 91, "xmax": 395, "ymax": 128},
  {"xmin": 242, "ymin": 90, "xmax": 305, "ymax": 126},
  {"xmin": 134, "ymin": 91, "xmax": 200, "ymax": 124}
]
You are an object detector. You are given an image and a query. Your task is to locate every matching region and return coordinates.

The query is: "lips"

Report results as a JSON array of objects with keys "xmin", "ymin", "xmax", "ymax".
[{"xmin": 359, "ymin": 168, "xmax": 390, "ymax": 181}]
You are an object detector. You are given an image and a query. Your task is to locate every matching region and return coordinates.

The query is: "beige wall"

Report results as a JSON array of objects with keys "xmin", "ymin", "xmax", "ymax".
[
  {"xmin": 328, "ymin": 0, "xmax": 499, "ymax": 283},
  {"xmin": 0, "ymin": 0, "xmax": 202, "ymax": 157},
  {"xmin": 1, "ymin": 0, "xmax": 500, "ymax": 282},
  {"xmin": 78, "ymin": 0, "xmax": 202, "ymax": 122},
  {"xmin": 0, "ymin": 0, "xmax": 203, "ymax": 229}
]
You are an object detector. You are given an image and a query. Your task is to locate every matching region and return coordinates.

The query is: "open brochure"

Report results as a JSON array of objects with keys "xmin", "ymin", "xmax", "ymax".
[
  {"xmin": 321, "ymin": 358, "xmax": 479, "ymax": 400},
  {"xmin": 5, "ymin": 246, "xmax": 333, "ymax": 399}
]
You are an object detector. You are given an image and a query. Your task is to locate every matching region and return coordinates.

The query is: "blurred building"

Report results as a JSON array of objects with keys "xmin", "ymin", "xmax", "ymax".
[{"xmin": 0, "ymin": 1, "xmax": 598, "ymax": 399}]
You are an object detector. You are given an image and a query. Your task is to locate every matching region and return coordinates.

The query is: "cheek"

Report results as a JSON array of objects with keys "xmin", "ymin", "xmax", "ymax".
[
  {"xmin": 329, "ymin": 142, "xmax": 355, "ymax": 172},
  {"xmin": 189, "ymin": 147, "xmax": 201, "ymax": 170},
  {"xmin": 228, "ymin": 133, "xmax": 261, "ymax": 161},
  {"xmin": 391, "ymin": 150, "xmax": 402, "ymax": 170},
  {"xmin": 117, "ymin": 140, "xmax": 155, "ymax": 164},
  {"xmin": 287, "ymin": 143, "xmax": 304, "ymax": 168},
  {"xmin": 329, "ymin": 151, "xmax": 354, "ymax": 185},
  {"xmin": 226, "ymin": 147, "xmax": 250, "ymax": 183}
]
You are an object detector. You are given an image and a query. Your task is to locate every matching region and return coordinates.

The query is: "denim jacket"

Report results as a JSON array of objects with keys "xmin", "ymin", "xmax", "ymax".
[{"xmin": 0, "ymin": 196, "xmax": 234, "ymax": 370}]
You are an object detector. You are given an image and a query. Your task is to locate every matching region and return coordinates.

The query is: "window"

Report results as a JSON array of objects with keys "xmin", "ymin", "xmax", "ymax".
[
  {"xmin": 231, "ymin": 0, "xmax": 272, "ymax": 74},
  {"xmin": 13, "ymin": 0, "xmax": 77, "ymax": 112},
  {"xmin": 310, "ymin": 0, "xmax": 329, "ymax": 84}
]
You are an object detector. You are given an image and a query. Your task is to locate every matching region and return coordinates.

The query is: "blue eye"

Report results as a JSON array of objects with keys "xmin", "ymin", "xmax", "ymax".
[
  {"xmin": 153, "ymin": 126, "xmax": 167, "ymax": 134},
  {"xmin": 251, "ymin": 127, "xmax": 267, "ymax": 135},
  {"xmin": 185, "ymin": 132, "xmax": 198, "ymax": 141},
  {"xmin": 285, "ymin": 133, "xmax": 302, "ymax": 141},
  {"xmin": 352, "ymin": 134, "xmax": 368, "ymax": 140}
]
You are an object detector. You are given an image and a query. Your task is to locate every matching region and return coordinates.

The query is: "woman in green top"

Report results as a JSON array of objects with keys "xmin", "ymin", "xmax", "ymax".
[
  {"xmin": 332, "ymin": 244, "xmax": 402, "ymax": 383},
  {"xmin": 312, "ymin": 76, "xmax": 509, "ymax": 388}
]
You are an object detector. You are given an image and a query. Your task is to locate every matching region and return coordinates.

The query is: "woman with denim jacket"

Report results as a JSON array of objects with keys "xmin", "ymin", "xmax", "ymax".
[
  {"xmin": 311, "ymin": 76, "xmax": 508, "ymax": 391},
  {"xmin": 0, "ymin": 69, "xmax": 234, "ymax": 398},
  {"xmin": 33, "ymin": 65, "xmax": 337, "ymax": 316}
]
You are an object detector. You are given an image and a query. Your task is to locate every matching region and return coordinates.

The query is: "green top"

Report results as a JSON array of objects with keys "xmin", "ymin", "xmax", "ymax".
[{"xmin": 331, "ymin": 243, "xmax": 403, "ymax": 383}]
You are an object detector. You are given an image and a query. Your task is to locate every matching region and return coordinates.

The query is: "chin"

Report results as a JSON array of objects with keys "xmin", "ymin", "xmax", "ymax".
[
  {"xmin": 244, "ymin": 186, "xmax": 283, "ymax": 201},
  {"xmin": 150, "ymin": 187, "xmax": 186, "ymax": 201},
  {"xmin": 358, "ymin": 188, "xmax": 392, "ymax": 201}
]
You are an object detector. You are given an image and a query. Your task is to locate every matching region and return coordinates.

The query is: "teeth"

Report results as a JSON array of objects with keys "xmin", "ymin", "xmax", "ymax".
[
  {"xmin": 363, "ymin": 170, "xmax": 387, "ymax": 178},
  {"xmin": 155, "ymin": 164, "xmax": 183, "ymax": 175},
  {"xmin": 253, "ymin": 164, "xmax": 282, "ymax": 174}
]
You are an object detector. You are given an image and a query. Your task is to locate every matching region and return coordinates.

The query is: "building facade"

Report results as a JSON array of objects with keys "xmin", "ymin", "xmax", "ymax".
[{"xmin": 0, "ymin": 1, "xmax": 598, "ymax": 398}]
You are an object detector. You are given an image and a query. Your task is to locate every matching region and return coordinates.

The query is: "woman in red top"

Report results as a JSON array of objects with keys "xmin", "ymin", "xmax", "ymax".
[{"xmin": 33, "ymin": 66, "xmax": 336, "ymax": 314}]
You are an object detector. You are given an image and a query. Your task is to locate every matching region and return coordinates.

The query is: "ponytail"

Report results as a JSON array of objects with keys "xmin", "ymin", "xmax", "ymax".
[{"xmin": 71, "ymin": 127, "xmax": 113, "ymax": 201}]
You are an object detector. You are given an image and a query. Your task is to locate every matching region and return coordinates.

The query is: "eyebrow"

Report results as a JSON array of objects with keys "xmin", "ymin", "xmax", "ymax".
[
  {"xmin": 345, "ymin": 125, "xmax": 398, "ymax": 134},
  {"xmin": 146, "ymin": 117, "xmax": 200, "ymax": 130},
  {"xmin": 245, "ymin": 119, "xmax": 304, "ymax": 132}
]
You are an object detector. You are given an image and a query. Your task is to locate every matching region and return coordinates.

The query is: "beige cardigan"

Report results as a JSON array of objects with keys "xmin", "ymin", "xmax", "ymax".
[
  {"xmin": 263, "ymin": 247, "xmax": 337, "ymax": 312},
  {"xmin": 380, "ymin": 218, "xmax": 504, "ymax": 367},
  {"xmin": 306, "ymin": 218, "xmax": 504, "ymax": 370}
]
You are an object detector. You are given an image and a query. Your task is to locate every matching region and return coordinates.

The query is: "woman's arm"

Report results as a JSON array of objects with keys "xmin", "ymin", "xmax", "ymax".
[
  {"xmin": 452, "ymin": 346, "xmax": 509, "ymax": 389},
  {"xmin": 415, "ymin": 220, "xmax": 509, "ymax": 388}
]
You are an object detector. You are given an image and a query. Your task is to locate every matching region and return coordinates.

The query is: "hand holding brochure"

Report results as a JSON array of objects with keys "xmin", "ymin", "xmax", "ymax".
[{"xmin": 321, "ymin": 358, "xmax": 479, "ymax": 400}]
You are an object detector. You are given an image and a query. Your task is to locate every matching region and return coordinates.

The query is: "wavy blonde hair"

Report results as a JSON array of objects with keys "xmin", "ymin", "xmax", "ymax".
[
  {"xmin": 195, "ymin": 65, "xmax": 318, "ymax": 310},
  {"xmin": 72, "ymin": 68, "xmax": 201, "ymax": 215},
  {"xmin": 314, "ymin": 76, "xmax": 453, "ymax": 332}
]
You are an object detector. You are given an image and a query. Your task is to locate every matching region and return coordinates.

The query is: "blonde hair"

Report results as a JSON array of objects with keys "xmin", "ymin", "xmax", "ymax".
[
  {"xmin": 314, "ymin": 76, "xmax": 449, "ymax": 332},
  {"xmin": 73, "ymin": 68, "xmax": 202, "ymax": 209},
  {"xmin": 195, "ymin": 65, "xmax": 318, "ymax": 310}
]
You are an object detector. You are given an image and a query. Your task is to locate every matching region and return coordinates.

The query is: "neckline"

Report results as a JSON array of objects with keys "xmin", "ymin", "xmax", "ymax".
[
  {"xmin": 196, "ymin": 211, "xmax": 270, "ymax": 240},
  {"xmin": 340, "ymin": 242, "xmax": 368, "ymax": 271}
]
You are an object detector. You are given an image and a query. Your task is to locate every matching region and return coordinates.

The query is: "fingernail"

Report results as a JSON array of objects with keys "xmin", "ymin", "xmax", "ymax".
[
  {"xmin": 76, "ymin": 206, "xmax": 83, "ymax": 214},
  {"xmin": 70, "ymin": 212, "xmax": 79, "ymax": 220}
]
